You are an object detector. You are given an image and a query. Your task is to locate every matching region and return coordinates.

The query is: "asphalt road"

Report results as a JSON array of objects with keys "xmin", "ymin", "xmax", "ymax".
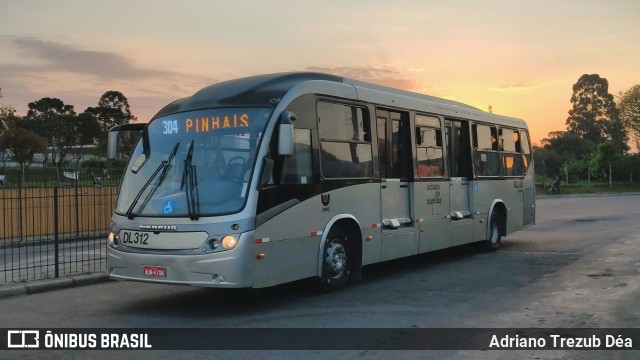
[{"xmin": 1, "ymin": 194, "xmax": 639, "ymax": 359}]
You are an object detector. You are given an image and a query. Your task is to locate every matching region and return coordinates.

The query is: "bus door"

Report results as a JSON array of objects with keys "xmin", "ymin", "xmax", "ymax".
[
  {"xmin": 377, "ymin": 109, "xmax": 415, "ymax": 260},
  {"xmin": 446, "ymin": 119, "xmax": 474, "ymax": 245}
]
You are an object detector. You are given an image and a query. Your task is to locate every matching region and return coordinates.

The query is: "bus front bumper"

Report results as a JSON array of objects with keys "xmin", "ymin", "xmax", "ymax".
[{"xmin": 107, "ymin": 232, "xmax": 254, "ymax": 288}]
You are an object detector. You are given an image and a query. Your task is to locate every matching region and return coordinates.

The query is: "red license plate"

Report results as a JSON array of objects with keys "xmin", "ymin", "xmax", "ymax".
[{"xmin": 143, "ymin": 265, "xmax": 166, "ymax": 278}]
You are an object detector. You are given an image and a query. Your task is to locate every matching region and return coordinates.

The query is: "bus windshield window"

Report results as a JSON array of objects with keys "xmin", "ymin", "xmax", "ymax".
[{"xmin": 115, "ymin": 107, "xmax": 272, "ymax": 217}]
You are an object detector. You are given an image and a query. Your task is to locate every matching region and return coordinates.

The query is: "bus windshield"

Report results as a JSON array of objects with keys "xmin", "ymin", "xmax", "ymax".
[{"xmin": 114, "ymin": 107, "xmax": 272, "ymax": 218}]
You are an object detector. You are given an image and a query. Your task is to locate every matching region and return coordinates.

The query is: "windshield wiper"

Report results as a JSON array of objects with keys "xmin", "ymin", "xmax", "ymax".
[
  {"xmin": 181, "ymin": 140, "xmax": 200, "ymax": 221},
  {"xmin": 125, "ymin": 142, "xmax": 180, "ymax": 219}
]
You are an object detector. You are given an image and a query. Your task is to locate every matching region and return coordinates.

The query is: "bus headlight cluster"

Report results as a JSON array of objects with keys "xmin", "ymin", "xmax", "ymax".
[
  {"xmin": 204, "ymin": 235, "xmax": 239, "ymax": 253},
  {"xmin": 107, "ymin": 232, "xmax": 118, "ymax": 248}
]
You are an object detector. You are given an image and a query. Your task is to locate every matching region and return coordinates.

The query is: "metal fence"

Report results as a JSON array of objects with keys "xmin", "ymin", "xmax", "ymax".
[{"xmin": 0, "ymin": 164, "xmax": 123, "ymax": 284}]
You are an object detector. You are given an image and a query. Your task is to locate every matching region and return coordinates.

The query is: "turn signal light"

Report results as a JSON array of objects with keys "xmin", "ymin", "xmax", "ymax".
[{"xmin": 107, "ymin": 232, "xmax": 118, "ymax": 247}]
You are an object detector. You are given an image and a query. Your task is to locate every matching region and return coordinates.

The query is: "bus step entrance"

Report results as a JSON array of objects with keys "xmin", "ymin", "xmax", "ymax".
[
  {"xmin": 382, "ymin": 218, "xmax": 412, "ymax": 229},
  {"xmin": 450, "ymin": 211, "xmax": 471, "ymax": 220}
]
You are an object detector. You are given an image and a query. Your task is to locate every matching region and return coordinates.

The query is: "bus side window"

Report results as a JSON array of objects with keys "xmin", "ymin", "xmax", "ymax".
[
  {"xmin": 415, "ymin": 125, "xmax": 444, "ymax": 178},
  {"xmin": 318, "ymin": 102, "xmax": 373, "ymax": 179},
  {"xmin": 472, "ymin": 124, "xmax": 499, "ymax": 177},
  {"xmin": 499, "ymin": 128, "xmax": 523, "ymax": 177},
  {"xmin": 281, "ymin": 129, "xmax": 314, "ymax": 184},
  {"xmin": 520, "ymin": 129, "xmax": 531, "ymax": 175}
]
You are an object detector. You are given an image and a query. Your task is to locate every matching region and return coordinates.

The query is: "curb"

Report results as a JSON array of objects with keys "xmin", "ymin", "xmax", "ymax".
[{"xmin": 0, "ymin": 273, "xmax": 111, "ymax": 300}]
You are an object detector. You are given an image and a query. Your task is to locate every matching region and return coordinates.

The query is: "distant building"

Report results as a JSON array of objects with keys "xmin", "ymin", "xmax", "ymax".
[{"xmin": 1, "ymin": 145, "xmax": 102, "ymax": 168}]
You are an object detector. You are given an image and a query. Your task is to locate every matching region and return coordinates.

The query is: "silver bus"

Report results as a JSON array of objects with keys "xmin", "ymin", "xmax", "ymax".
[{"xmin": 107, "ymin": 72, "xmax": 535, "ymax": 291}]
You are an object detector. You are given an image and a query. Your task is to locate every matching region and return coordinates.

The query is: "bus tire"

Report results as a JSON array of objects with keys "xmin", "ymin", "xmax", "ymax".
[
  {"xmin": 484, "ymin": 210, "xmax": 502, "ymax": 251},
  {"xmin": 320, "ymin": 227, "xmax": 350, "ymax": 292}
]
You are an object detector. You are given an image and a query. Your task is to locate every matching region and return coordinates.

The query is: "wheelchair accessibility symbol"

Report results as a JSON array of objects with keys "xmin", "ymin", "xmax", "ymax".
[{"xmin": 163, "ymin": 200, "xmax": 177, "ymax": 214}]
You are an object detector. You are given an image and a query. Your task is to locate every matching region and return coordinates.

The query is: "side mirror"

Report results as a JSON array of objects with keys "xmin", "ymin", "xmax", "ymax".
[
  {"xmin": 107, "ymin": 130, "xmax": 119, "ymax": 159},
  {"xmin": 107, "ymin": 123, "xmax": 146, "ymax": 159},
  {"xmin": 278, "ymin": 111, "xmax": 296, "ymax": 156}
]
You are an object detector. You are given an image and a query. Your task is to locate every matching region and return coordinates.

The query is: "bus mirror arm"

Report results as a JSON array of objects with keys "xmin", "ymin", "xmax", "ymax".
[
  {"xmin": 258, "ymin": 156, "xmax": 275, "ymax": 189},
  {"xmin": 278, "ymin": 111, "xmax": 296, "ymax": 156}
]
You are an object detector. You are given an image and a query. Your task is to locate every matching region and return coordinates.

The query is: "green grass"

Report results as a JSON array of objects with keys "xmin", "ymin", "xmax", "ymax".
[{"xmin": 536, "ymin": 179, "xmax": 640, "ymax": 195}]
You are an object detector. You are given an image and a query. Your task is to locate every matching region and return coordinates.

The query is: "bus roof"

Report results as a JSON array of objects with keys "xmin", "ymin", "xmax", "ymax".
[{"xmin": 153, "ymin": 72, "xmax": 527, "ymax": 129}]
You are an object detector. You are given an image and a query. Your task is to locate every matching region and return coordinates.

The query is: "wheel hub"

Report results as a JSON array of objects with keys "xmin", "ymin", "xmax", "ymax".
[{"xmin": 325, "ymin": 241, "xmax": 346, "ymax": 278}]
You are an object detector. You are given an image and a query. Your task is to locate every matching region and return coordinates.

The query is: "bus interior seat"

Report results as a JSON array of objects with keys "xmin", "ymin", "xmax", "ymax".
[{"xmin": 222, "ymin": 162, "xmax": 246, "ymax": 180}]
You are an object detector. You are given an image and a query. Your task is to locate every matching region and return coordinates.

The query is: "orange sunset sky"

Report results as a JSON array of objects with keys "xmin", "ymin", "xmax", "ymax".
[{"xmin": 1, "ymin": 0, "xmax": 639, "ymax": 146}]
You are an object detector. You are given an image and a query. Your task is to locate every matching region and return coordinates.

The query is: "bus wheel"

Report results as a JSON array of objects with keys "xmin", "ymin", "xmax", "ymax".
[
  {"xmin": 484, "ymin": 211, "xmax": 502, "ymax": 251},
  {"xmin": 320, "ymin": 227, "xmax": 350, "ymax": 292}
]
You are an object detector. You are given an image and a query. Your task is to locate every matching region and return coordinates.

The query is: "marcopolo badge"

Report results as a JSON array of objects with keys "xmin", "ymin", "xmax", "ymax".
[{"xmin": 321, "ymin": 193, "xmax": 330, "ymax": 207}]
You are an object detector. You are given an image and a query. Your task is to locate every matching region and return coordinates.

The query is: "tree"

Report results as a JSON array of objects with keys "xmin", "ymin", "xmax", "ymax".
[
  {"xmin": 86, "ymin": 91, "xmax": 137, "ymax": 157},
  {"xmin": 86, "ymin": 91, "xmax": 136, "ymax": 136},
  {"xmin": 591, "ymin": 140, "xmax": 619, "ymax": 181},
  {"xmin": 76, "ymin": 111, "xmax": 102, "ymax": 146},
  {"xmin": 532, "ymin": 145, "xmax": 562, "ymax": 179},
  {"xmin": 0, "ymin": 128, "xmax": 47, "ymax": 183},
  {"xmin": 566, "ymin": 74, "xmax": 627, "ymax": 151},
  {"xmin": 27, "ymin": 97, "xmax": 75, "ymax": 118},
  {"xmin": 616, "ymin": 153, "xmax": 640, "ymax": 182},
  {"xmin": 566, "ymin": 158, "xmax": 588, "ymax": 182},
  {"xmin": 604, "ymin": 106, "xmax": 629, "ymax": 154},
  {"xmin": 618, "ymin": 84, "xmax": 640, "ymax": 149},
  {"xmin": 542, "ymin": 131, "xmax": 595, "ymax": 161},
  {"xmin": 26, "ymin": 98, "xmax": 77, "ymax": 184},
  {"xmin": 26, "ymin": 97, "xmax": 76, "ymax": 146},
  {"xmin": 0, "ymin": 88, "xmax": 17, "ymax": 136}
]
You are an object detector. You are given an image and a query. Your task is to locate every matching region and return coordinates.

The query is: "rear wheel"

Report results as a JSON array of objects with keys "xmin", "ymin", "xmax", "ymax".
[
  {"xmin": 484, "ymin": 211, "xmax": 502, "ymax": 251},
  {"xmin": 320, "ymin": 227, "xmax": 350, "ymax": 292}
]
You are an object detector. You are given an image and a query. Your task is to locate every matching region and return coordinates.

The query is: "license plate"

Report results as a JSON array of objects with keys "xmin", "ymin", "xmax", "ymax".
[
  {"xmin": 143, "ymin": 265, "xmax": 166, "ymax": 278},
  {"xmin": 120, "ymin": 230, "xmax": 151, "ymax": 248}
]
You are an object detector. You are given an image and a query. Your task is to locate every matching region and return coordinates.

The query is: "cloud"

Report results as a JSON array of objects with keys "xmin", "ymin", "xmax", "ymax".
[
  {"xmin": 305, "ymin": 65, "xmax": 419, "ymax": 91},
  {"xmin": 489, "ymin": 83, "xmax": 541, "ymax": 92},
  {"xmin": 0, "ymin": 37, "xmax": 217, "ymax": 119},
  {"xmin": 6, "ymin": 37, "xmax": 177, "ymax": 80}
]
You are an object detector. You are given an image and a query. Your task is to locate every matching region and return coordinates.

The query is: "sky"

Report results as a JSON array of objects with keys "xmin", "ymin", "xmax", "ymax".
[{"xmin": 1, "ymin": 0, "xmax": 639, "ymax": 145}]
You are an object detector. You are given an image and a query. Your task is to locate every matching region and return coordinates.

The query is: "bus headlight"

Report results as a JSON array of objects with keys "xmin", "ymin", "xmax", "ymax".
[
  {"xmin": 221, "ymin": 235, "xmax": 238, "ymax": 249},
  {"xmin": 107, "ymin": 232, "xmax": 118, "ymax": 247}
]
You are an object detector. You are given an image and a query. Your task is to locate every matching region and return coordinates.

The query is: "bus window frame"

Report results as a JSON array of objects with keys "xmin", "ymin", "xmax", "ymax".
[
  {"xmin": 415, "ymin": 113, "xmax": 445, "ymax": 179},
  {"xmin": 498, "ymin": 126, "xmax": 525, "ymax": 178},
  {"xmin": 471, "ymin": 122, "xmax": 501, "ymax": 179},
  {"xmin": 520, "ymin": 129, "xmax": 532, "ymax": 176},
  {"xmin": 316, "ymin": 99, "xmax": 374, "ymax": 180}
]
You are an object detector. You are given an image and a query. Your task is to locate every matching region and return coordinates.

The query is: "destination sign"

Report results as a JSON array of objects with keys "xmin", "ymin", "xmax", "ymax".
[{"xmin": 185, "ymin": 114, "xmax": 250, "ymax": 133}]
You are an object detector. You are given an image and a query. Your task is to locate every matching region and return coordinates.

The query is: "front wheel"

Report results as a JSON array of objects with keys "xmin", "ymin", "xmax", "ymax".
[
  {"xmin": 320, "ymin": 227, "xmax": 350, "ymax": 292},
  {"xmin": 483, "ymin": 211, "xmax": 502, "ymax": 251}
]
